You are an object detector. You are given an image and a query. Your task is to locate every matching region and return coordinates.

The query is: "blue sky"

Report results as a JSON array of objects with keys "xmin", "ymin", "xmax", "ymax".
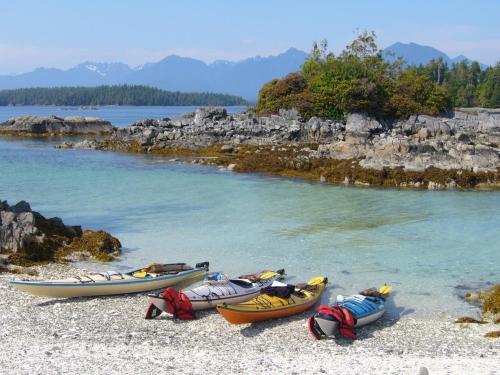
[{"xmin": 1, "ymin": 0, "xmax": 499, "ymax": 74}]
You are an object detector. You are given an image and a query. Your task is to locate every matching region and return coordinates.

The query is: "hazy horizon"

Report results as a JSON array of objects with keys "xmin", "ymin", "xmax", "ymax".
[{"xmin": 1, "ymin": 0, "xmax": 499, "ymax": 75}]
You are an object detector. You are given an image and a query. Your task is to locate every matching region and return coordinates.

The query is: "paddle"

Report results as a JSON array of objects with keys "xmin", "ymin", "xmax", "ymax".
[{"xmin": 378, "ymin": 284, "xmax": 393, "ymax": 298}]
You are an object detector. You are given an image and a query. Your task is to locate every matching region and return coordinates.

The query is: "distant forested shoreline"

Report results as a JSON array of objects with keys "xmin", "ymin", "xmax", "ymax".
[{"xmin": 0, "ymin": 85, "xmax": 248, "ymax": 106}]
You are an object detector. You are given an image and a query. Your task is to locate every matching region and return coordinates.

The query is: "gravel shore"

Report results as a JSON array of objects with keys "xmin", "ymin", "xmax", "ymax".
[{"xmin": 1, "ymin": 264, "xmax": 498, "ymax": 375}]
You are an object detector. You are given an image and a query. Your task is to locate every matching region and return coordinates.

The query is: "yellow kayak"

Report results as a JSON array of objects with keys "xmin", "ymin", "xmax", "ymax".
[{"xmin": 217, "ymin": 276, "xmax": 328, "ymax": 324}]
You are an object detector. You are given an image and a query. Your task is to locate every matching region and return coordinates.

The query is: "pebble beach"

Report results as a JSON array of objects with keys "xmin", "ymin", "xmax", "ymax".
[{"xmin": 1, "ymin": 264, "xmax": 498, "ymax": 375}]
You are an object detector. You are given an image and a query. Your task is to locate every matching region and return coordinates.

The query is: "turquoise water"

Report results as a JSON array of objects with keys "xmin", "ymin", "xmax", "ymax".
[
  {"xmin": 0, "ymin": 107, "xmax": 499, "ymax": 317},
  {"xmin": 0, "ymin": 105, "xmax": 247, "ymax": 127}
]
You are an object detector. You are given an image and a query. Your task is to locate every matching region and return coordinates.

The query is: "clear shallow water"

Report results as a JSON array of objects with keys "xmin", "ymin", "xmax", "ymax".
[
  {"xmin": 0, "ymin": 107, "xmax": 499, "ymax": 318},
  {"xmin": 0, "ymin": 105, "xmax": 247, "ymax": 127}
]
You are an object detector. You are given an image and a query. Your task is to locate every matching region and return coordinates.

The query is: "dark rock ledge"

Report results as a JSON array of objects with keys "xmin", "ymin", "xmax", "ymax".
[
  {"xmin": 0, "ymin": 199, "xmax": 121, "ymax": 270},
  {"xmin": 0, "ymin": 115, "xmax": 113, "ymax": 135}
]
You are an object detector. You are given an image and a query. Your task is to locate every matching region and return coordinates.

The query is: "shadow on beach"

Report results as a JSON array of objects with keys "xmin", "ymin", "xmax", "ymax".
[
  {"xmin": 384, "ymin": 291, "xmax": 415, "ymax": 323},
  {"xmin": 239, "ymin": 309, "xmax": 316, "ymax": 338}
]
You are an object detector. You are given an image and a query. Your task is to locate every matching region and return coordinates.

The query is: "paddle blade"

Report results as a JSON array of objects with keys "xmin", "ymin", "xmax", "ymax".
[
  {"xmin": 259, "ymin": 271, "xmax": 278, "ymax": 280},
  {"xmin": 378, "ymin": 284, "xmax": 393, "ymax": 296},
  {"xmin": 307, "ymin": 276, "xmax": 328, "ymax": 287},
  {"xmin": 144, "ymin": 303, "xmax": 162, "ymax": 319}
]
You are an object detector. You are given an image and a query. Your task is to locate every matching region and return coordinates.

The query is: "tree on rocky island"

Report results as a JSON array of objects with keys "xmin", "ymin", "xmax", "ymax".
[{"xmin": 256, "ymin": 31, "xmax": 453, "ymax": 121}]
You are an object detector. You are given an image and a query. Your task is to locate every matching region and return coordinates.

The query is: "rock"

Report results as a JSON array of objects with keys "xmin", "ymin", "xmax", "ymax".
[
  {"xmin": 447, "ymin": 179, "xmax": 457, "ymax": 190},
  {"xmin": 278, "ymin": 108, "xmax": 300, "ymax": 121},
  {"xmin": 72, "ymin": 140, "xmax": 99, "ymax": 150},
  {"xmin": 345, "ymin": 113, "xmax": 383, "ymax": 134},
  {"xmin": 194, "ymin": 107, "xmax": 227, "ymax": 124},
  {"xmin": 0, "ymin": 116, "xmax": 113, "ymax": 135},
  {"xmin": 0, "ymin": 254, "xmax": 9, "ymax": 265},
  {"xmin": 55, "ymin": 142, "xmax": 73, "ymax": 149},
  {"xmin": 0, "ymin": 199, "xmax": 120, "ymax": 265},
  {"xmin": 220, "ymin": 145, "xmax": 234, "ymax": 153},
  {"xmin": 416, "ymin": 128, "xmax": 429, "ymax": 140},
  {"xmin": 227, "ymin": 164, "xmax": 236, "ymax": 171},
  {"xmin": 62, "ymin": 230, "xmax": 121, "ymax": 261}
]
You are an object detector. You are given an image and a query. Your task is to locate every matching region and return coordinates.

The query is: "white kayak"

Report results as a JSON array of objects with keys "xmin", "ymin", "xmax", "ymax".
[
  {"xmin": 308, "ymin": 285, "xmax": 392, "ymax": 339},
  {"xmin": 147, "ymin": 269, "xmax": 285, "ymax": 313},
  {"xmin": 9, "ymin": 262, "xmax": 209, "ymax": 298}
]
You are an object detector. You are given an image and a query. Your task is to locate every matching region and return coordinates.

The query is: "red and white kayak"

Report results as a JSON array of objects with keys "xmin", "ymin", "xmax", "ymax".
[{"xmin": 146, "ymin": 269, "xmax": 285, "ymax": 317}]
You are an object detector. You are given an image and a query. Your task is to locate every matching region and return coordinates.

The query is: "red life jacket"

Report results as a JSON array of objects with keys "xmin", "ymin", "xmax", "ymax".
[
  {"xmin": 161, "ymin": 287, "xmax": 196, "ymax": 320},
  {"xmin": 318, "ymin": 305, "xmax": 357, "ymax": 339}
]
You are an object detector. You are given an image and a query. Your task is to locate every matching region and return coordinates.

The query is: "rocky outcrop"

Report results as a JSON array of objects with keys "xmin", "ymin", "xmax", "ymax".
[
  {"xmin": 0, "ymin": 199, "xmax": 121, "ymax": 265},
  {"xmin": 56, "ymin": 107, "xmax": 499, "ymax": 189},
  {"xmin": 102, "ymin": 107, "xmax": 500, "ymax": 173},
  {"xmin": 0, "ymin": 115, "xmax": 113, "ymax": 135},
  {"xmin": 112, "ymin": 107, "xmax": 344, "ymax": 149}
]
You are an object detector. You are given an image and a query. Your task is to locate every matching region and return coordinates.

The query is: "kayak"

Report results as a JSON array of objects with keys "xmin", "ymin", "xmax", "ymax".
[
  {"xmin": 147, "ymin": 269, "xmax": 285, "ymax": 314},
  {"xmin": 9, "ymin": 262, "xmax": 209, "ymax": 298},
  {"xmin": 217, "ymin": 276, "xmax": 328, "ymax": 324},
  {"xmin": 308, "ymin": 285, "xmax": 392, "ymax": 339}
]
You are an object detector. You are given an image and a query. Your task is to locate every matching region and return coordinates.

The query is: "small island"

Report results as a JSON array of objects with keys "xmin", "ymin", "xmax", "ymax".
[{"xmin": 0, "ymin": 85, "xmax": 248, "ymax": 107}]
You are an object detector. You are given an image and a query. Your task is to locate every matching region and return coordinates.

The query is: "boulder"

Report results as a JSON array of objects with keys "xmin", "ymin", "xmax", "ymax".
[
  {"xmin": 220, "ymin": 145, "xmax": 235, "ymax": 153},
  {"xmin": 194, "ymin": 107, "xmax": 227, "ymax": 125},
  {"xmin": 345, "ymin": 113, "xmax": 383, "ymax": 134}
]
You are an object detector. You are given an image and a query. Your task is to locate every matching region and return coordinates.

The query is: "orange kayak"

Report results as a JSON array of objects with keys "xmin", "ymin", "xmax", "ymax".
[{"xmin": 217, "ymin": 276, "xmax": 328, "ymax": 324}]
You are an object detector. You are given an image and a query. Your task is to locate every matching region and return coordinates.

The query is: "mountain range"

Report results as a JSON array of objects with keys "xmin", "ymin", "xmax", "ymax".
[
  {"xmin": 0, "ymin": 43, "xmax": 487, "ymax": 100},
  {"xmin": 382, "ymin": 42, "xmax": 485, "ymax": 68}
]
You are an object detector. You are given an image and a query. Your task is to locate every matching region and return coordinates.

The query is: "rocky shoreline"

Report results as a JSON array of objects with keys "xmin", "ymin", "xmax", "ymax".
[
  {"xmin": 0, "ymin": 115, "xmax": 113, "ymax": 135},
  {"xmin": 54, "ymin": 107, "xmax": 500, "ymax": 190},
  {"xmin": 1, "ymin": 108, "xmax": 499, "ymax": 189},
  {"xmin": 0, "ymin": 263, "xmax": 498, "ymax": 374}
]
